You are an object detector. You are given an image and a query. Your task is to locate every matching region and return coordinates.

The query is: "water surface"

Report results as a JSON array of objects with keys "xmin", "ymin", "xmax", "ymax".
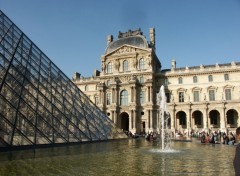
[{"xmin": 0, "ymin": 138, "xmax": 235, "ymax": 176}]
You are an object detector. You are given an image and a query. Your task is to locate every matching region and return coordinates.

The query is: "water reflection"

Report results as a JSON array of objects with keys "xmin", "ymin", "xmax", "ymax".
[{"xmin": 0, "ymin": 138, "xmax": 236, "ymax": 176}]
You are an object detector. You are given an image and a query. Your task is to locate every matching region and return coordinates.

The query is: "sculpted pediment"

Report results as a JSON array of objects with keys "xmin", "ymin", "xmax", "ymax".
[{"xmin": 106, "ymin": 45, "xmax": 148, "ymax": 56}]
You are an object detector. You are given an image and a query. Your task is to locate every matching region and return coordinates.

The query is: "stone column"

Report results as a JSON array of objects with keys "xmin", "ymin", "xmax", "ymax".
[
  {"xmin": 147, "ymin": 86, "xmax": 150, "ymax": 102},
  {"xmin": 112, "ymin": 88, "xmax": 115, "ymax": 103},
  {"xmin": 131, "ymin": 86, "xmax": 134, "ymax": 102},
  {"xmin": 111, "ymin": 110, "xmax": 115, "ymax": 123},
  {"xmin": 171, "ymin": 104, "xmax": 176, "ymax": 131},
  {"xmin": 114, "ymin": 111, "xmax": 118, "ymax": 127},
  {"xmin": 204, "ymin": 104, "xmax": 209, "ymax": 131},
  {"xmin": 187, "ymin": 106, "xmax": 192, "ymax": 136},
  {"xmin": 129, "ymin": 110, "xmax": 132, "ymax": 131},
  {"xmin": 99, "ymin": 90, "xmax": 102, "ymax": 105},
  {"xmin": 150, "ymin": 86, "xmax": 153, "ymax": 103},
  {"xmin": 221, "ymin": 105, "xmax": 226, "ymax": 132},
  {"xmin": 132, "ymin": 110, "xmax": 136, "ymax": 133}
]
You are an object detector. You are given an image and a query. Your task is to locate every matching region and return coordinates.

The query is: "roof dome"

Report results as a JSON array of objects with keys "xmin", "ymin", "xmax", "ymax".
[{"xmin": 105, "ymin": 35, "xmax": 149, "ymax": 54}]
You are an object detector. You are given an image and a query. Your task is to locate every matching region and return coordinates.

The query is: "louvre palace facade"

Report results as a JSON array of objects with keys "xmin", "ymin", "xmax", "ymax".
[{"xmin": 73, "ymin": 28, "xmax": 240, "ymax": 135}]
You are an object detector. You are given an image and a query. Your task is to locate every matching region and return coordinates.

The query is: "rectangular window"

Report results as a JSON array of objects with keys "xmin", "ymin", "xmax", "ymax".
[
  {"xmin": 139, "ymin": 77, "xmax": 144, "ymax": 83},
  {"xmin": 208, "ymin": 75, "xmax": 213, "ymax": 82},
  {"xmin": 193, "ymin": 91, "xmax": 199, "ymax": 102},
  {"xmin": 107, "ymin": 62, "xmax": 112, "ymax": 73},
  {"xmin": 140, "ymin": 91, "xmax": 145, "ymax": 104},
  {"xmin": 209, "ymin": 90, "xmax": 215, "ymax": 101},
  {"xmin": 224, "ymin": 74, "xmax": 229, "ymax": 81},
  {"xmin": 123, "ymin": 60, "xmax": 128, "ymax": 72},
  {"xmin": 225, "ymin": 89, "xmax": 231, "ymax": 100},
  {"xmin": 179, "ymin": 92, "xmax": 184, "ymax": 102},
  {"xmin": 139, "ymin": 58, "xmax": 145, "ymax": 70},
  {"xmin": 193, "ymin": 76, "xmax": 198, "ymax": 83},
  {"xmin": 106, "ymin": 93, "xmax": 111, "ymax": 105},
  {"xmin": 178, "ymin": 77, "xmax": 183, "ymax": 84}
]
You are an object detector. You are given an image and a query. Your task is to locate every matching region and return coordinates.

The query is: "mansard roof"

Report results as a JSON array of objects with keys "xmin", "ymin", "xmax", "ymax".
[{"xmin": 105, "ymin": 30, "xmax": 149, "ymax": 54}]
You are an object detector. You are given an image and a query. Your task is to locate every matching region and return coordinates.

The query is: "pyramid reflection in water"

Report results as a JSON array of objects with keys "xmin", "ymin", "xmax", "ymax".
[{"xmin": 0, "ymin": 10, "xmax": 126, "ymax": 148}]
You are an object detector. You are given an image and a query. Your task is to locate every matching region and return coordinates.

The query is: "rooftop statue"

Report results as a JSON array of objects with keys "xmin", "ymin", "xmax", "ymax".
[{"xmin": 118, "ymin": 28, "xmax": 143, "ymax": 38}]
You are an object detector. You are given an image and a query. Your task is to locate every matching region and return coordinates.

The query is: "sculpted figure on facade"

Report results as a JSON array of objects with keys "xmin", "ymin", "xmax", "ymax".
[
  {"xmin": 114, "ymin": 59, "xmax": 120, "ymax": 71},
  {"xmin": 102, "ymin": 63, "xmax": 106, "ymax": 73},
  {"xmin": 147, "ymin": 56, "xmax": 152, "ymax": 67},
  {"xmin": 132, "ymin": 57, "xmax": 138, "ymax": 69}
]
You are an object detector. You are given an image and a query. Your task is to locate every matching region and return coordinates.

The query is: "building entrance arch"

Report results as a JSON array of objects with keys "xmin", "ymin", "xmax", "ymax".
[
  {"xmin": 192, "ymin": 110, "xmax": 203, "ymax": 129},
  {"xmin": 226, "ymin": 109, "xmax": 238, "ymax": 128},
  {"xmin": 176, "ymin": 111, "xmax": 187, "ymax": 129},
  {"xmin": 209, "ymin": 110, "xmax": 220, "ymax": 128},
  {"xmin": 119, "ymin": 112, "xmax": 129, "ymax": 132}
]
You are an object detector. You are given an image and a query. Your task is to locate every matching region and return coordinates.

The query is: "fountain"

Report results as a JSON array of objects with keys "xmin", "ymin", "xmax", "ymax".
[{"xmin": 156, "ymin": 85, "xmax": 174, "ymax": 152}]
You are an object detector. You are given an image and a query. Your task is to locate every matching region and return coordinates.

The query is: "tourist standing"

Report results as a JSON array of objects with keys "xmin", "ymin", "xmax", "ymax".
[{"xmin": 233, "ymin": 127, "xmax": 240, "ymax": 175}]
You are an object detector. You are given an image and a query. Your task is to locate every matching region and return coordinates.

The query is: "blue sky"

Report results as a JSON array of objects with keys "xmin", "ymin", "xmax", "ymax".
[{"xmin": 1, "ymin": 0, "xmax": 240, "ymax": 78}]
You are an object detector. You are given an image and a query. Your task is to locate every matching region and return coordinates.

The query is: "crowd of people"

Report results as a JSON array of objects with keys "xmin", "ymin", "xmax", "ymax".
[{"xmin": 199, "ymin": 130, "xmax": 236, "ymax": 145}]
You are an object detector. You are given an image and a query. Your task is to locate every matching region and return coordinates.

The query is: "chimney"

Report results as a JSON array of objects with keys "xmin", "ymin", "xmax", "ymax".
[
  {"xmin": 107, "ymin": 35, "xmax": 113, "ymax": 45},
  {"xmin": 149, "ymin": 28, "xmax": 155, "ymax": 49},
  {"xmin": 171, "ymin": 59, "xmax": 176, "ymax": 69},
  {"xmin": 73, "ymin": 72, "xmax": 81, "ymax": 80}
]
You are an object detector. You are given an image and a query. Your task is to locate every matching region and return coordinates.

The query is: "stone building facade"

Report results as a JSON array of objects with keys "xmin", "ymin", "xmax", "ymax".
[
  {"xmin": 73, "ymin": 28, "xmax": 240, "ymax": 135},
  {"xmin": 160, "ymin": 60, "xmax": 240, "ymax": 135}
]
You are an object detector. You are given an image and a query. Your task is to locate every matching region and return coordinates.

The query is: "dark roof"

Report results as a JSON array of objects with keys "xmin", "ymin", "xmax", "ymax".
[{"xmin": 105, "ymin": 35, "xmax": 149, "ymax": 54}]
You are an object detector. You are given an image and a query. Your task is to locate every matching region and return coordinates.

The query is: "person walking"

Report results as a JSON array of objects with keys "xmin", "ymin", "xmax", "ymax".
[{"xmin": 233, "ymin": 127, "xmax": 240, "ymax": 175}]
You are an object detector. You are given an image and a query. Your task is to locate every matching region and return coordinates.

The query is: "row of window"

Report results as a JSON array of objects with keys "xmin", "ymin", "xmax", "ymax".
[
  {"xmin": 106, "ymin": 58, "xmax": 146, "ymax": 73},
  {"xmin": 94, "ymin": 88, "xmax": 232, "ymax": 105},
  {"xmin": 166, "ymin": 88, "xmax": 232, "ymax": 103},
  {"xmin": 176, "ymin": 74, "xmax": 229, "ymax": 84},
  {"xmin": 84, "ymin": 77, "xmax": 145, "ymax": 91},
  {"xmin": 95, "ymin": 90, "xmax": 146, "ymax": 106}
]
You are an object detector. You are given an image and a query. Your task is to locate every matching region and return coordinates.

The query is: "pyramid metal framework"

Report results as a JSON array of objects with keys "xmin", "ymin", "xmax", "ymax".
[{"xmin": 0, "ymin": 10, "xmax": 126, "ymax": 148}]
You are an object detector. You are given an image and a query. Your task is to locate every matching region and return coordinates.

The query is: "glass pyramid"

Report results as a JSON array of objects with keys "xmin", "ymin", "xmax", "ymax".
[{"xmin": 0, "ymin": 10, "xmax": 126, "ymax": 148}]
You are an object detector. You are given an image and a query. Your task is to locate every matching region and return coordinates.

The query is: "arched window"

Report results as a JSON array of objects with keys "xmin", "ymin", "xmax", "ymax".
[
  {"xmin": 208, "ymin": 75, "xmax": 213, "ymax": 82},
  {"xmin": 123, "ymin": 60, "xmax": 128, "ymax": 72},
  {"xmin": 120, "ymin": 90, "xmax": 128, "ymax": 106},
  {"xmin": 107, "ymin": 62, "xmax": 112, "ymax": 73},
  {"xmin": 193, "ymin": 76, "xmax": 198, "ymax": 83},
  {"xmin": 139, "ymin": 58, "xmax": 145, "ymax": 70}
]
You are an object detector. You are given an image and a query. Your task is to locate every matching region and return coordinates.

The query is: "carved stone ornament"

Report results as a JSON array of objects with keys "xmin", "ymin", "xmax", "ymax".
[{"xmin": 113, "ymin": 46, "xmax": 135, "ymax": 55}]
